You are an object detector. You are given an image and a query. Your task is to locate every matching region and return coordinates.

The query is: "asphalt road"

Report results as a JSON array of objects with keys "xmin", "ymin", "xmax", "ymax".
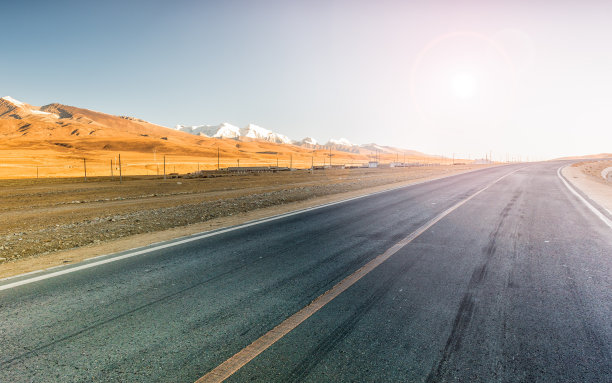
[{"xmin": 1, "ymin": 161, "xmax": 610, "ymax": 382}]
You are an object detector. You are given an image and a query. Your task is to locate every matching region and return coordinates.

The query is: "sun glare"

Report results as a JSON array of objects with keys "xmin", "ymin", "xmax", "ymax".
[{"xmin": 451, "ymin": 73, "xmax": 476, "ymax": 99}]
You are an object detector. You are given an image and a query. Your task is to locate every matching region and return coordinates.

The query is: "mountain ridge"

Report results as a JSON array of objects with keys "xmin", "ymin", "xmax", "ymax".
[{"xmin": 175, "ymin": 121, "xmax": 428, "ymax": 156}]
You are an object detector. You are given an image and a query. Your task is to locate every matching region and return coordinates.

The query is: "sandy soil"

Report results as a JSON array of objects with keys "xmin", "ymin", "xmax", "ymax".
[
  {"xmin": 0, "ymin": 164, "xmax": 492, "ymax": 279},
  {"xmin": 563, "ymin": 160, "xmax": 612, "ymax": 215}
]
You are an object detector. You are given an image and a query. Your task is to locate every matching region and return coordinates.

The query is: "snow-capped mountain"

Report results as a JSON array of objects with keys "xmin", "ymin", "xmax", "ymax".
[
  {"xmin": 174, "ymin": 121, "xmax": 430, "ymax": 157},
  {"xmin": 2, "ymin": 96, "xmax": 26, "ymax": 107},
  {"xmin": 240, "ymin": 123, "xmax": 293, "ymax": 144},
  {"xmin": 175, "ymin": 122, "xmax": 241, "ymax": 139},
  {"xmin": 325, "ymin": 138, "xmax": 361, "ymax": 153},
  {"xmin": 176, "ymin": 120, "xmax": 360, "ymax": 148},
  {"xmin": 215, "ymin": 123, "xmax": 241, "ymax": 138},
  {"xmin": 327, "ymin": 137, "xmax": 353, "ymax": 147},
  {"xmin": 1, "ymin": 96, "xmax": 57, "ymax": 118},
  {"xmin": 175, "ymin": 123, "xmax": 292, "ymax": 144},
  {"xmin": 359, "ymin": 143, "xmax": 425, "ymax": 156},
  {"xmin": 300, "ymin": 137, "xmax": 318, "ymax": 146}
]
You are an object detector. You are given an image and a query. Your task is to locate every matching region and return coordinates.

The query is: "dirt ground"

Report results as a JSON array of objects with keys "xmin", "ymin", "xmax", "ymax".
[
  {"xmin": 563, "ymin": 160, "xmax": 612, "ymax": 216},
  {"xmin": 0, "ymin": 164, "xmax": 492, "ymax": 279},
  {"xmin": 572, "ymin": 160, "xmax": 612, "ymax": 185}
]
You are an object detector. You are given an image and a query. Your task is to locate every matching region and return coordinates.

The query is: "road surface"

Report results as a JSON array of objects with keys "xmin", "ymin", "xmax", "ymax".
[{"xmin": 1, "ymin": 161, "xmax": 610, "ymax": 382}]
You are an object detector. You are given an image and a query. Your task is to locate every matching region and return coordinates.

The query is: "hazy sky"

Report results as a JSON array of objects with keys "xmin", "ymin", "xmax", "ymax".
[{"xmin": 3, "ymin": 0, "xmax": 612, "ymax": 159}]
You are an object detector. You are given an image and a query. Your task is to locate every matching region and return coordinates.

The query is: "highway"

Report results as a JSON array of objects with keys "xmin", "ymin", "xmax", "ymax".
[{"xmin": 0, "ymin": 161, "xmax": 610, "ymax": 382}]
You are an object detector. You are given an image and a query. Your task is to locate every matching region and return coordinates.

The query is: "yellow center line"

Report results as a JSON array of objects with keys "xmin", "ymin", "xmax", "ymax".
[{"xmin": 195, "ymin": 167, "xmax": 524, "ymax": 383}]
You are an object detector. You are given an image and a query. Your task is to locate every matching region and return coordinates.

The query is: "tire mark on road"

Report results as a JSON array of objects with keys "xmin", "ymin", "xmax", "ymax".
[
  {"xmin": 285, "ymin": 256, "xmax": 419, "ymax": 382},
  {"xmin": 562, "ymin": 266, "xmax": 612, "ymax": 369},
  {"xmin": 426, "ymin": 191, "xmax": 520, "ymax": 382},
  {"xmin": 100, "ymin": 237, "xmax": 384, "ymax": 381},
  {"xmin": 0, "ymin": 235, "xmax": 322, "ymax": 369}
]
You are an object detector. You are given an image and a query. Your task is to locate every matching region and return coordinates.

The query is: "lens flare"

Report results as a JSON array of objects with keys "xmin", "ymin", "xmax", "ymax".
[
  {"xmin": 451, "ymin": 73, "xmax": 476, "ymax": 99},
  {"xmin": 409, "ymin": 31, "xmax": 516, "ymax": 126}
]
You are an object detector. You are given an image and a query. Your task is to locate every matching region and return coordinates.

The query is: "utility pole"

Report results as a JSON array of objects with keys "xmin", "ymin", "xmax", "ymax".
[
  {"xmin": 163, "ymin": 155, "xmax": 166, "ymax": 180},
  {"xmin": 83, "ymin": 158, "xmax": 87, "ymax": 182},
  {"xmin": 311, "ymin": 155, "xmax": 314, "ymax": 174},
  {"xmin": 119, "ymin": 154, "xmax": 122, "ymax": 183},
  {"xmin": 329, "ymin": 147, "xmax": 332, "ymax": 167}
]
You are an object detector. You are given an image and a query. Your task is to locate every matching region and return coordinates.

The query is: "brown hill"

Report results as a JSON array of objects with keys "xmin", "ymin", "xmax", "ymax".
[
  {"xmin": 0, "ymin": 96, "xmax": 441, "ymax": 179},
  {"xmin": 1, "ymin": 97, "xmax": 208, "ymax": 153}
]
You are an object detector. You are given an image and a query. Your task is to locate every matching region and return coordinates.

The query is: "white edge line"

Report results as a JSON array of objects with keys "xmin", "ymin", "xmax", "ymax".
[
  {"xmin": 557, "ymin": 165, "xmax": 612, "ymax": 229},
  {"xmin": 0, "ymin": 165, "xmax": 505, "ymax": 291}
]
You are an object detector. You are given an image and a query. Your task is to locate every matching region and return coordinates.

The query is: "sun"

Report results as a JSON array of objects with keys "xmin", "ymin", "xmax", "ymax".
[{"xmin": 451, "ymin": 73, "xmax": 477, "ymax": 99}]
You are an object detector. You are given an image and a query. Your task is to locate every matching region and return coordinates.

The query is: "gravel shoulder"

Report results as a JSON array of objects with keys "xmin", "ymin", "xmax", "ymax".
[{"xmin": 562, "ymin": 160, "xmax": 612, "ymax": 215}]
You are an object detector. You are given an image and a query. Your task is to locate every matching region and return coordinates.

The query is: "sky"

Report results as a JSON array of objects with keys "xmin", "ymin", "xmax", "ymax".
[{"xmin": 2, "ymin": 0, "xmax": 612, "ymax": 160}]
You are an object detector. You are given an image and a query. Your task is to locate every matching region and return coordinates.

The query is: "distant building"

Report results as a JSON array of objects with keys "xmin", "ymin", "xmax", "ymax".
[{"xmin": 368, "ymin": 161, "xmax": 379, "ymax": 168}]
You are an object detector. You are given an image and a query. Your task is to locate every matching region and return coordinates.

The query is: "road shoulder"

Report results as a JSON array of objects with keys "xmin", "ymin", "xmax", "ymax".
[{"xmin": 562, "ymin": 163, "xmax": 612, "ymax": 217}]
